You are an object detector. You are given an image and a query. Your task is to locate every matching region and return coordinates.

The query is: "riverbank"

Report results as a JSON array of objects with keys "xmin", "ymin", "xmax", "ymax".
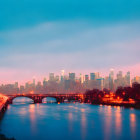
[
  {"xmin": 0, "ymin": 95, "xmax": 8, "ymax": 114},
  {"xmin": 0, "ymin": 134, "xmax": 15, "ymax": 140},
  {"xmin": 92, "ymin": 101, "xmax": 140, "ymax": 109}
]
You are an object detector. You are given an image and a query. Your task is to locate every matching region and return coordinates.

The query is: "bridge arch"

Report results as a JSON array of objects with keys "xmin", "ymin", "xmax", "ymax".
[
  {"xmin": 11, "ymin": 96, "xmax": 34, "ymax": 104},
  {"xmin": 42, "ymin": 96, "xmax": 57, "ymax": 103}
]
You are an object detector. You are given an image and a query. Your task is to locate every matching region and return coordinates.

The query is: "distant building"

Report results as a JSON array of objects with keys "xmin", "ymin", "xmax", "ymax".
[
  {"xmin": 14, "ymin": 82, "xmax": 18, "ymax": 88},
  {"xmin": 69, "ymin": 73, "xmax": 75, "ymax": 81},
  {"xmin": 43, "ymin": 78, "xmax": 47, "ymax": 87},
  {"xmin": 109, "ymin": 69, "xmax": 114, "ymax": 91},
  {"xmin": 79, "ymin": 73, "xmax": 84, "ymax": 83},
  {"xmin": 95, "ymin": 72, "xmax": 100, "ymax": 79},
  {"xmin": 49, "ymin": 73, "xmax": 55, "ymax": 81},
  {"xmin": 90, "ymin": 73, "xmax": 96, "ymax": 80},
  {"xmin": 132, "ymin": 76, "xmax": 140, "ymax": 84},
  {"xmin": 85, "ymin": 75, "xmax": 89, "ymax": 81},
  {"xmin": 33, "ymin": 78, "xmax": 36, "ymax": 86},
  {"xmin": 125, "ymin": 71, "xmax": 131, "ymax": 86},
  {"xmin": 96, "ymin": 78, "xmax": 104, "ymax": 90},
  {"xmin": 55, "ymin": 75, "xmax": 60, "ymax": 82}
]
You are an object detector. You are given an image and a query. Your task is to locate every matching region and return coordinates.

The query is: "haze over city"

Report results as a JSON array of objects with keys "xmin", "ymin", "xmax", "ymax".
[
  {"xmin": 1, "ymin": 1, "xmax": 140, "ymax": 140},
  {"xmin": 0, "ymin": 0, "xmax": 140, "ymax": 83}
]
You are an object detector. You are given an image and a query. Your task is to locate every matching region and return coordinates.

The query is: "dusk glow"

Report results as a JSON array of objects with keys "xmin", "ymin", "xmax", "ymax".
[
  {"xmin": 0, "ymin": 1, "xmax": 140, "ymax": 140},
  {"xmin": 0, "ymin": 0, "xmax": 140, "ymax": 83}
]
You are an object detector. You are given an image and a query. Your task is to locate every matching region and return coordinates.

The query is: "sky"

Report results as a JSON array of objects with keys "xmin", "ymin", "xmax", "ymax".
[{"xmin": 0, "ymin": 0, "xmax": 140, "ymax": 84}]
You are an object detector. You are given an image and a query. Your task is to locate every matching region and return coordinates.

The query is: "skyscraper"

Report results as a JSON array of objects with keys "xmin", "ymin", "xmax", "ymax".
[
  {"xmin": 109, "ymin": 69, "xmax": 114, "ymax": 91},
  {"xmin": 125, "ymin": 71, "xmax": 131, "ymax": 86},
  {"xmin": 61, "ymin": 70, "xmax": 65, "ymax": 82},
  {"xmin": 69, "ymin": 73, "xmax": 76, "ymax": 81},
  {"xmin": 79, "ymin": 73, "xmax": 84, "ymax": 83},
  {"xmin": 90, "ymin": 73, "xmax": 96, "ymax": 80},
  {"xmin": 43, "ymin": 78, "xmax": 47, "ymax": 87},
  {"xmin": 33, "ymin": 78, "xmax": 36, "ymax": 86},
  {"xmin": 85, "ymin": 75, "xmax": 89, "ymax": 81},
  {"xmin": 49, "ymin": 73, "xmax": 55, "ymax": 81}
]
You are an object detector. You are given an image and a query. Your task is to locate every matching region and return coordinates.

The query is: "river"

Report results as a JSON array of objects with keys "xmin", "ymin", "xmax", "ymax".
[{"xmin": 0, "ymin": 97, "xmax": 140, "ymax": 140}]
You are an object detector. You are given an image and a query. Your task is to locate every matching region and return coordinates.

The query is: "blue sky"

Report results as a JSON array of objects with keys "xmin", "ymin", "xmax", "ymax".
[{"xmin": 0, "ymin": 0, "xmax": 140, "ymax": 83}]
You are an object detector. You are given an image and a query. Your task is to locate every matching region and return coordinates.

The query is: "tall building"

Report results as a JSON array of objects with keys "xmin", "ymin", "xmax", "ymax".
[
  {"xmin": 43, "ymin": 78, "xmax": 47, "ymax": 87},
  {"xmin": 61, "ymin": 70, "xmax": 65, "ymax": 76},
  {"xmin": 104, "ymin": 76, "xmax": 109, "ymax": 89},
  {"xmin": 125, "ymin": 71, "xmax": 131, "ymax": 86},
  {"xmin": 95, "ymin": 72, "xmax": 100, "ymax": 79},
  {"xmin": 109, "ymin": 69, "xmax": 114, "ymax": 91},
  {"xmin": 96, "ymin": 78, "xmax": 104, "ymax": 90},
  {"xmin": 117, "ymin": 71, "xmax": 123, "ymax": 80},
  {"xmin": 49, "ymin": 73, "xmax": 55, "ymax": 81},
  {"xmin": 85, "ymin": 75, "xmax": 89, "ymax": 81},
  {"xmin": 55, "ymin": 75, "xmax": 60, "ymax": 82},
  {"xmin": 14, "ymin": 82, "xmax": 18, "ymax": 88},
  {"xmin": 79, "ymin": 73, "xmax": 84, "ymax": 83},
  {"xmin": 33, "ymin": 78, "xmax": 36, "ymax": 86},
  {"xmin": 69, "ymin": 73, "xmax": 76, "ymax": 81},
  {"xmin": 90, "ymin": 73, "xmax": 96, "ymax": 80},
  {"xmin": 61, "ymin": 70, "xmax": 65, "ymax": 82}
]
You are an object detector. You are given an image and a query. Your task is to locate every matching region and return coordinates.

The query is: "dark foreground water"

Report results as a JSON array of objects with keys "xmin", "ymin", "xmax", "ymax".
[{"xmin": 0, "ymin": 97, "xmax": 140, "ymax": 140}]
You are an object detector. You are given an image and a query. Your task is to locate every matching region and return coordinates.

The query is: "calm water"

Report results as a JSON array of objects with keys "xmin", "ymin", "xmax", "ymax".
[{"xmin": 0, "ymin": 97, "xmax": 140, "ymax": 140}]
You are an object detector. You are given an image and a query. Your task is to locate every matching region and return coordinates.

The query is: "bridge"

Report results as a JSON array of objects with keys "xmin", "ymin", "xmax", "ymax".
[{"xmin": 6, "ymin": 94, "xmax": 85, "ymax": 104}]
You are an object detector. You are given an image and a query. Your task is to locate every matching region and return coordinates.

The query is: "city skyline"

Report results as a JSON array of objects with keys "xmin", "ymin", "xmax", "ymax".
[
  {"xmin": 0, "ymin": 68, "xmax": 140, "ymax": 85},
  {"xmin": 0, "ymin": 0, "xmax": 140, "ymax": 83},
  {"xmin": 0, "ymin": 70, "xmax": 140, "ymax": 95},
  {"xmin": 0, "ymin": 1, "xmax": 140, "ymax": 140}
]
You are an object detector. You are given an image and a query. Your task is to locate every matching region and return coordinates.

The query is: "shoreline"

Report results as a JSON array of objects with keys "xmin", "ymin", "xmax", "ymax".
[
  {"xmin": 0, "ymin": 134, "xmax": 15, "ymax": 140},
  {"xmin": 92, "ymin": 101, "xmax": 140, "ymax": 109}
]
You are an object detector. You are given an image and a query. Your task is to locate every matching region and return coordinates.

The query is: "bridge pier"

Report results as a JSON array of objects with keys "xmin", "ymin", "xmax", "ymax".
[
  {"xmin": 7, "ymin": 99, "xmax": 13, "ymax": 104},
  {"xmin": 56, "ymin": 97, "xmax": 64, "ymax": 103},
  {"xmin": 34, "ymin": 99, "xmax": 42, "ymax": 104}
]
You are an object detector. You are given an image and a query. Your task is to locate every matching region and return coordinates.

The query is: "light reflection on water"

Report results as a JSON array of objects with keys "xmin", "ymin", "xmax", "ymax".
[
  {"xmin": 130, "ymin": 113, "xmax": 136, "ymax": 139},
  {"xmin": 0, "ymin": 97, "xmax": 140, "ymax": 140},
  {"xmin": 115, "ymin": 106, "xmax": 122, "ymax": 135}
]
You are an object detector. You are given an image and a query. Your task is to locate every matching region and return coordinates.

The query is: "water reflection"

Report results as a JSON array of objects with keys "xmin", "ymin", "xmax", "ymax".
[
  {"xmin": 81, "ymin": 112, "xmax": 86, "ymax": 140},
  {"xmin": 104, "ymin": 106, "xmax": 112, "ymax": 140},
  {"xmin": 1, "ymin": 101, "xmax": 140, "ymax": 140},
  {"xmin": 13, "ymin": 97, "xmax": 33, "ymax": 104},
  {"xmin": 42, "ymin": 97, "xmax": 57, "ymax": 103},
  {"xmin": 29, "ymin": 104, "xmax": 37, "ymax": 133},
  {"xmin": 115, "ymin": 106, "xmax": 122, "ymax": 135},
  {"xmin": 68, "ymin": 112, "xmax": 73, "ymax": 132},
  {"xmin": 130, "ymin": 113, "xmax": 136, "ymax": 138}
]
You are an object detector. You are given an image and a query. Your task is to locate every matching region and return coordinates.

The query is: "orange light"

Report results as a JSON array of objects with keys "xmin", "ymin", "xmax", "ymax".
[
  {"xmin": 30, "ymin": 91, "xmax": 34, "ymax": 94},
  {"xmin": 117, "ymin": 97, "xmax": 120, "ymax": 100}
]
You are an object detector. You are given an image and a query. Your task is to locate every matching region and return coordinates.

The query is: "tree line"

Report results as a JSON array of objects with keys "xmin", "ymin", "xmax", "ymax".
[{"xmin": 85, "ymin": 82, "xmax": 140, "ymax": 102}]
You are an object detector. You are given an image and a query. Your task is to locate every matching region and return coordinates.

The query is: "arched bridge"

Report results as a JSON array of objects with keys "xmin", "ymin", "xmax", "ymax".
[{"xmin": 7, "ymin": 94, "xmax": 85, "ymax": 104}]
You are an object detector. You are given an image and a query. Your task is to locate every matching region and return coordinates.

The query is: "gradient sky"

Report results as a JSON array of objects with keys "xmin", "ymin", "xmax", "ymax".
[{"xmin": 0, "ymin": 0, "xmax": 140, "ymax": 83}]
